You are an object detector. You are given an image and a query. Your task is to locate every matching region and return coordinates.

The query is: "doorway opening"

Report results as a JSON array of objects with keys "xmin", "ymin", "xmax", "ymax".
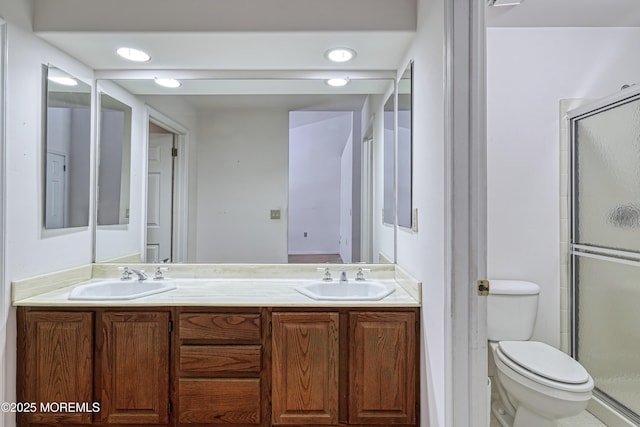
[
  {"xmin": 145, "ymin": 108, "xmax": 189, "ymax": 263},
  {"xmin": 146, "ymin": 122, "xmax": 176, "ymax": 263},
  {"xmin": 287, "ymin": 110, "xmax": 361, "ymax": 264}
]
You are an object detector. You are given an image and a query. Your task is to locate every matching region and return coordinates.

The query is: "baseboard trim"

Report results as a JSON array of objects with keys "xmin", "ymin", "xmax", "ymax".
[{"xmin": 588, "ymin": 395, "xmax": 637, "ymax": 427}]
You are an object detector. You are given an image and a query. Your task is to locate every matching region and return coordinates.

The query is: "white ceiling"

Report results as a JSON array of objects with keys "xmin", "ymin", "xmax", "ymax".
[
  {"xmin": 485, "ymin": 0, "xmax": 640, "ymax": 28},
  {"xmin": 33, "ymin": 0, "xmax": 640, "ymax": 110},
  {"xmin": 34, "ymin": 0, "xmax": 640, "ymax": 74},
  {"xmin": 34, "ymin": 0, "xmax": 412, "ymax": 108},
  {"xmin": 39, "ymin": 31, "xmax": 415, "ymax": 73}
]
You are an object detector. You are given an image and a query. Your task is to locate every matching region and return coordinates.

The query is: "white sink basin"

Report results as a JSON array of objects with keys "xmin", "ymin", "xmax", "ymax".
[
  {"xmin": 68, "ymin": 279, "xmax": 176, "ymax": 300},
  {"xmin": 296, "ymin": 280, "xmax": 395, "ymax": 301}
]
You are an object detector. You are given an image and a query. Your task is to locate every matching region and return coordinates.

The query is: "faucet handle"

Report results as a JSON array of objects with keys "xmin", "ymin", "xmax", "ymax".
[
  {"xmin": 154, "ymin": 267, "xmax": 169, "ymax": 280},
  {"xmin": 355, "ymin": 268, "xmax": 371, "ymax": 281},
  {"xmin": 118, "ymin": 266, "xmax": 132, "ymax": 280},
  {"xmin": 317, "ymin": 267, "xmax": 332, "ymax": 281}
]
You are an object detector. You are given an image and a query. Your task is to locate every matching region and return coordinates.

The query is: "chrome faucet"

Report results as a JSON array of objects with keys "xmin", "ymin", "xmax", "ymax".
[
  {"xmin": 355, "ymin": 268, "xmax": 370, "ymax": 281},
  {"xmin": 130, "ymin": 269, "xmax": 148, "ymax": 281},
  {"xmin": 154, "ymin": 267, "xmax": 169, "ymax": 280},
  {"xmin": 119, "ymin": 267, "xmax": 148, "ymax": 281},
  {"xmin": 317, "ymin": 267, "xmax": 333, "ymax": 281},
  {"xmin": 340, "ymin": 271, "xmax": 348, "ymax": 283},
  {"xmin": 119, "ymin": 266, "xmax": 132, "ymax": 280}
]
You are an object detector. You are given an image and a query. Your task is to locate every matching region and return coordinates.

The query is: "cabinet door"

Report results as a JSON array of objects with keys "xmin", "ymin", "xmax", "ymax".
[
  {"xmin": 272, "ymin": 312, "xmax": 339, "ymax": 425},
  {"xmin": 349, "ymin": 311, "xmax": 416, "ymax": 425},
  {"xmin": 19, "ymin": 310, "xmax": 93, "ymax": 425},
  {"xmin": 99, "ymin": 311, "xmax": 170, "ymax": 424}
]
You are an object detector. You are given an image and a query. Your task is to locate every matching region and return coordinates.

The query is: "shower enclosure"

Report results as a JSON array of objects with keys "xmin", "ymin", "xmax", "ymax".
[{"xmin": 569, "ymin": 86, "xmax": 640, "ymax": 425}]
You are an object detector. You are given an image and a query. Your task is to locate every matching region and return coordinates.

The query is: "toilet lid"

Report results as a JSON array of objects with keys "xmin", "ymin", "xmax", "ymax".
[{"xmin": 498, "ymin": 341, "xmax": 590, "ymax": 384}]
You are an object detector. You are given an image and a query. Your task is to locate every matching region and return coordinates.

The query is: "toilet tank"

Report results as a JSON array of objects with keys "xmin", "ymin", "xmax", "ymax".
[{"xmin": 487, "ymin": 280, "xmax": 540, "ymax": 341}]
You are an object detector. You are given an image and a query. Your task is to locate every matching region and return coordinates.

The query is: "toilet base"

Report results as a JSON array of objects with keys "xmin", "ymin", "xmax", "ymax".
[
  {"xmin": 513, "ymin": 405, "xmax": 556, "ymax": 427},
  {"xmin": 491, "ymin": 401, "xmax": 514, "ymax": 427},
  {"xmin": 492, "ymin": 401, "xmax": 558, "ymax": 427}
]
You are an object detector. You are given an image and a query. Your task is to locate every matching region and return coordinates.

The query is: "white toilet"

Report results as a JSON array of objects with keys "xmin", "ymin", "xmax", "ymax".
[{"xmin": 488, "ymin": 280, "xmax": 594, "ymax": 427}]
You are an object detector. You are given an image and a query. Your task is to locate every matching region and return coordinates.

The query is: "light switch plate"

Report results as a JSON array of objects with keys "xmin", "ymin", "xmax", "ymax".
[
  {"xmin": 270, "ymin": 209, "xmax": 281, "ymax": 220},
  {"xmin": 411, "ymin": 208, "xmax": 418, "ymax": 232}
]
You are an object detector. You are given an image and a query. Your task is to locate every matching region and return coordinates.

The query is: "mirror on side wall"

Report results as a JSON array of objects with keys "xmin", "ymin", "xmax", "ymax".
[
  {"xmin": 97, "ymin": 93, "xmax": 132, "ymax": 226},
  {"xmin": 383, "ymin": 92, "xmax": 395, "ymax": 225},
  {"xmin": 397, "ymin": 61, "xmax": 413, "ymax": 229},
  {"xmin": 43, "ymin": 65, "xmax": 91, "ymax": 230}
]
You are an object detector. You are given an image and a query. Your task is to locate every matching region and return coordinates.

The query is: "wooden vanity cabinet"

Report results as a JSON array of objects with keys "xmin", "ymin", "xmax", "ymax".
[
  {"xmin": 18, "ymin": 306, "xmax": 418, "ymax": 427},
  {"xmin": 97, "ymin": 311, "xmax": 171, "ymax": 425},
  {"xmin": 176, "ymin": 309, "xmax": 268, "ymax": 426},
  {"xmin": 17, "ymin": 310, "xmax": 94, "ymax": 426},
  {"xmin": 17, "ymin": 308, "xmax": 171, "ymax": 427},
  {"xmin": 271, "ymin": 312, "xmax": 339, "ymax": 425},
  {"xmin": 348, "ymin": 311, "xmax": 416, "ymax": 425},
  {"xmin": 271, "ymin": 309, "xmax": 418, "ymax": 427}
]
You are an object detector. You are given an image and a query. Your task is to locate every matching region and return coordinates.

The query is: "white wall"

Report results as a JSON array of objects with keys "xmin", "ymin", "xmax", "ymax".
[
  {"xmin": 2, "ymin": 21, "xmax": 96, "ymax": 427},
  {"xmin": 394, "ymin": 0, "xmax": 446, "ymax": 425},
  {"xmin": 339, "ymin": 131, "xmax": 354, "ymax": 263},
  {"xmin": 5, "ymin": 22, "xmax": 95, "ymax": 278},
  {"xmin": 68, "ymin": 107, "xmax": 91, "ymax": 227},
  {"xmin": 288, "ymin": 112, "xmax": 351, "ymax": 256},
  {"xmin": 195, "ymin": 108, "xmax": 289, "ymax": 263},
  {"xmin": 486, "ymin": 27, "xmax": 640, "ymax": 347},
  {"xmin": 96, "ymin": 110, "xmax": 125, "ymax": 225}
]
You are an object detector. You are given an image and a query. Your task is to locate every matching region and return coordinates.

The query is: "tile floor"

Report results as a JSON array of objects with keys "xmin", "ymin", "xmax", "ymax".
[{"xmin": 490, "ymin": 410, "xmax": 606, "ymax": 426}]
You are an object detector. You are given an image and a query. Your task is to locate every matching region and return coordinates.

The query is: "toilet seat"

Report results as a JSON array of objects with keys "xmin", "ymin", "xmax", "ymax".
[
  {"xmin": 499, "ymin": 341, "xmax": 589, "ymax": 384},
  {"xmin": 494, "ymin": 341, "xmax": 593, "ymax": 393}
]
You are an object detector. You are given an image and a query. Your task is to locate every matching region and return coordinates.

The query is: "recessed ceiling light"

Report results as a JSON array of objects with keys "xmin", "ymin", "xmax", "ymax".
[
  {"xmin": 48, "ymin": 76, "xmax": 78, "ymax": 86},
  {"xmin": 154, "ymin": 78, "xmax": 182, "ymax": 88},
  {"xmin": 117, "ymin": 47, "xmax": 151, "ymax": 62},
  {"xmin": 326, "ymin": 78, "xmax": 350, "ymax": 87},
  {"xmin": 325, "ymin": 48, "xmax": 357, "ymax": 63}
]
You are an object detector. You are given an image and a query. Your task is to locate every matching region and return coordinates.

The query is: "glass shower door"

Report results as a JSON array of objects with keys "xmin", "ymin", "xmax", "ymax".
[{"xmin": 571, "ymin": 92, "xmax": 640, "ymax": 424}]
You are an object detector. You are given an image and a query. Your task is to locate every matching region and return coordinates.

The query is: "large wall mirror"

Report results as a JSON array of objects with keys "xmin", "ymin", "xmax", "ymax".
[
  {"xmin": 43, "ymin": 65, "xmax": 91, "ymax": 230},
  {"xmin": 397, "ymin": 61, "xmax": 413, "ymax": 229},
  {"xmin": 97, "ymin": 92, "xmax": 132, "ymax": 226},
  {"xmin": 94, "ymin": 77, "xmax": 398, "ymax": 265}
]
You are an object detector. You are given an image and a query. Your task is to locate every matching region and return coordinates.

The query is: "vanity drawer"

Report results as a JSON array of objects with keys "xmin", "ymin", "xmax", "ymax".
[
  {"xmin": 179, "ymin": 313, "xmax": 261, "ymax": 343},
  {"xmin": 180, "ymin": 345, "xmax": 261, "ymax": 376},
  {"xmin": 178, "ymin": 378, "xmax": 261, "ymax": 424}
]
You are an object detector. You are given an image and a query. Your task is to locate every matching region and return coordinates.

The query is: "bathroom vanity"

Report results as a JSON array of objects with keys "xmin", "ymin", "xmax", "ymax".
[{"xmin": 13, "ymin": 264, "xmax": 421, "ymax": 427}]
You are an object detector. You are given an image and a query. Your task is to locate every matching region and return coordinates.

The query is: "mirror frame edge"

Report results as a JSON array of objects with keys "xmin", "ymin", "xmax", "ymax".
[
  {"xmin": 41, "ymin": 63, "xmax": 94, "ymax": 236},
  {"xmin": 396, "ymin": 59, "xmax": 414, "ymax": 232}
]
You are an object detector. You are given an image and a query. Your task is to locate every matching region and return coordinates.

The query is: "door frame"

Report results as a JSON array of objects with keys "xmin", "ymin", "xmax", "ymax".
[
  {"xmin": 144, "ymin": 106, "xmax": 189, "ymax": 262},
  {"xmin": 360, "ymin": 133, "xmax": 374, "ymax": 263},
  {"xmin": 0, "ymin": 19, "xmax": 7, "ymax": 420},
  {"xmin": 444, "ymin": 0, "xmax": 488, "ymax": 425}
]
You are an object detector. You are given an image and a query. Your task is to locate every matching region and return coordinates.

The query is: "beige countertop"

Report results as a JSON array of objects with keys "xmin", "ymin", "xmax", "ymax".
[{"xmin": 12, "ymin": 264, "xmax": 421, "ymax": 308}]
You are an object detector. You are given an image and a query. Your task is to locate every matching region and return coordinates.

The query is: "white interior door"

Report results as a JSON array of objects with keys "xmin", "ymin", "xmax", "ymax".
[
  {"xmin": 46, "ymin": 151, "xmax": 66, "ymax": 228},
  {"xmin": 146, "ymin": 133, "xmax": 173, "ymax": 263}
]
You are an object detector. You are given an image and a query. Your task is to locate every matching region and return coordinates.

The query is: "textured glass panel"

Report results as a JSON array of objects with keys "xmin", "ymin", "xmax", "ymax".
[
  {"xmin": 574, "ymin": 97, "xmax": 640, "ymax": 251},
  {"xmin": 576, "ymin": 255, "xmax": 640, "ymax": 416}
]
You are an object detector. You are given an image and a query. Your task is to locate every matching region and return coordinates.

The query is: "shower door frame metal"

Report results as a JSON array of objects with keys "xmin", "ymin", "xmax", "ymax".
[{"xmin": 567, "ymin": 84, "xmax": 640, "ymax": 425}]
